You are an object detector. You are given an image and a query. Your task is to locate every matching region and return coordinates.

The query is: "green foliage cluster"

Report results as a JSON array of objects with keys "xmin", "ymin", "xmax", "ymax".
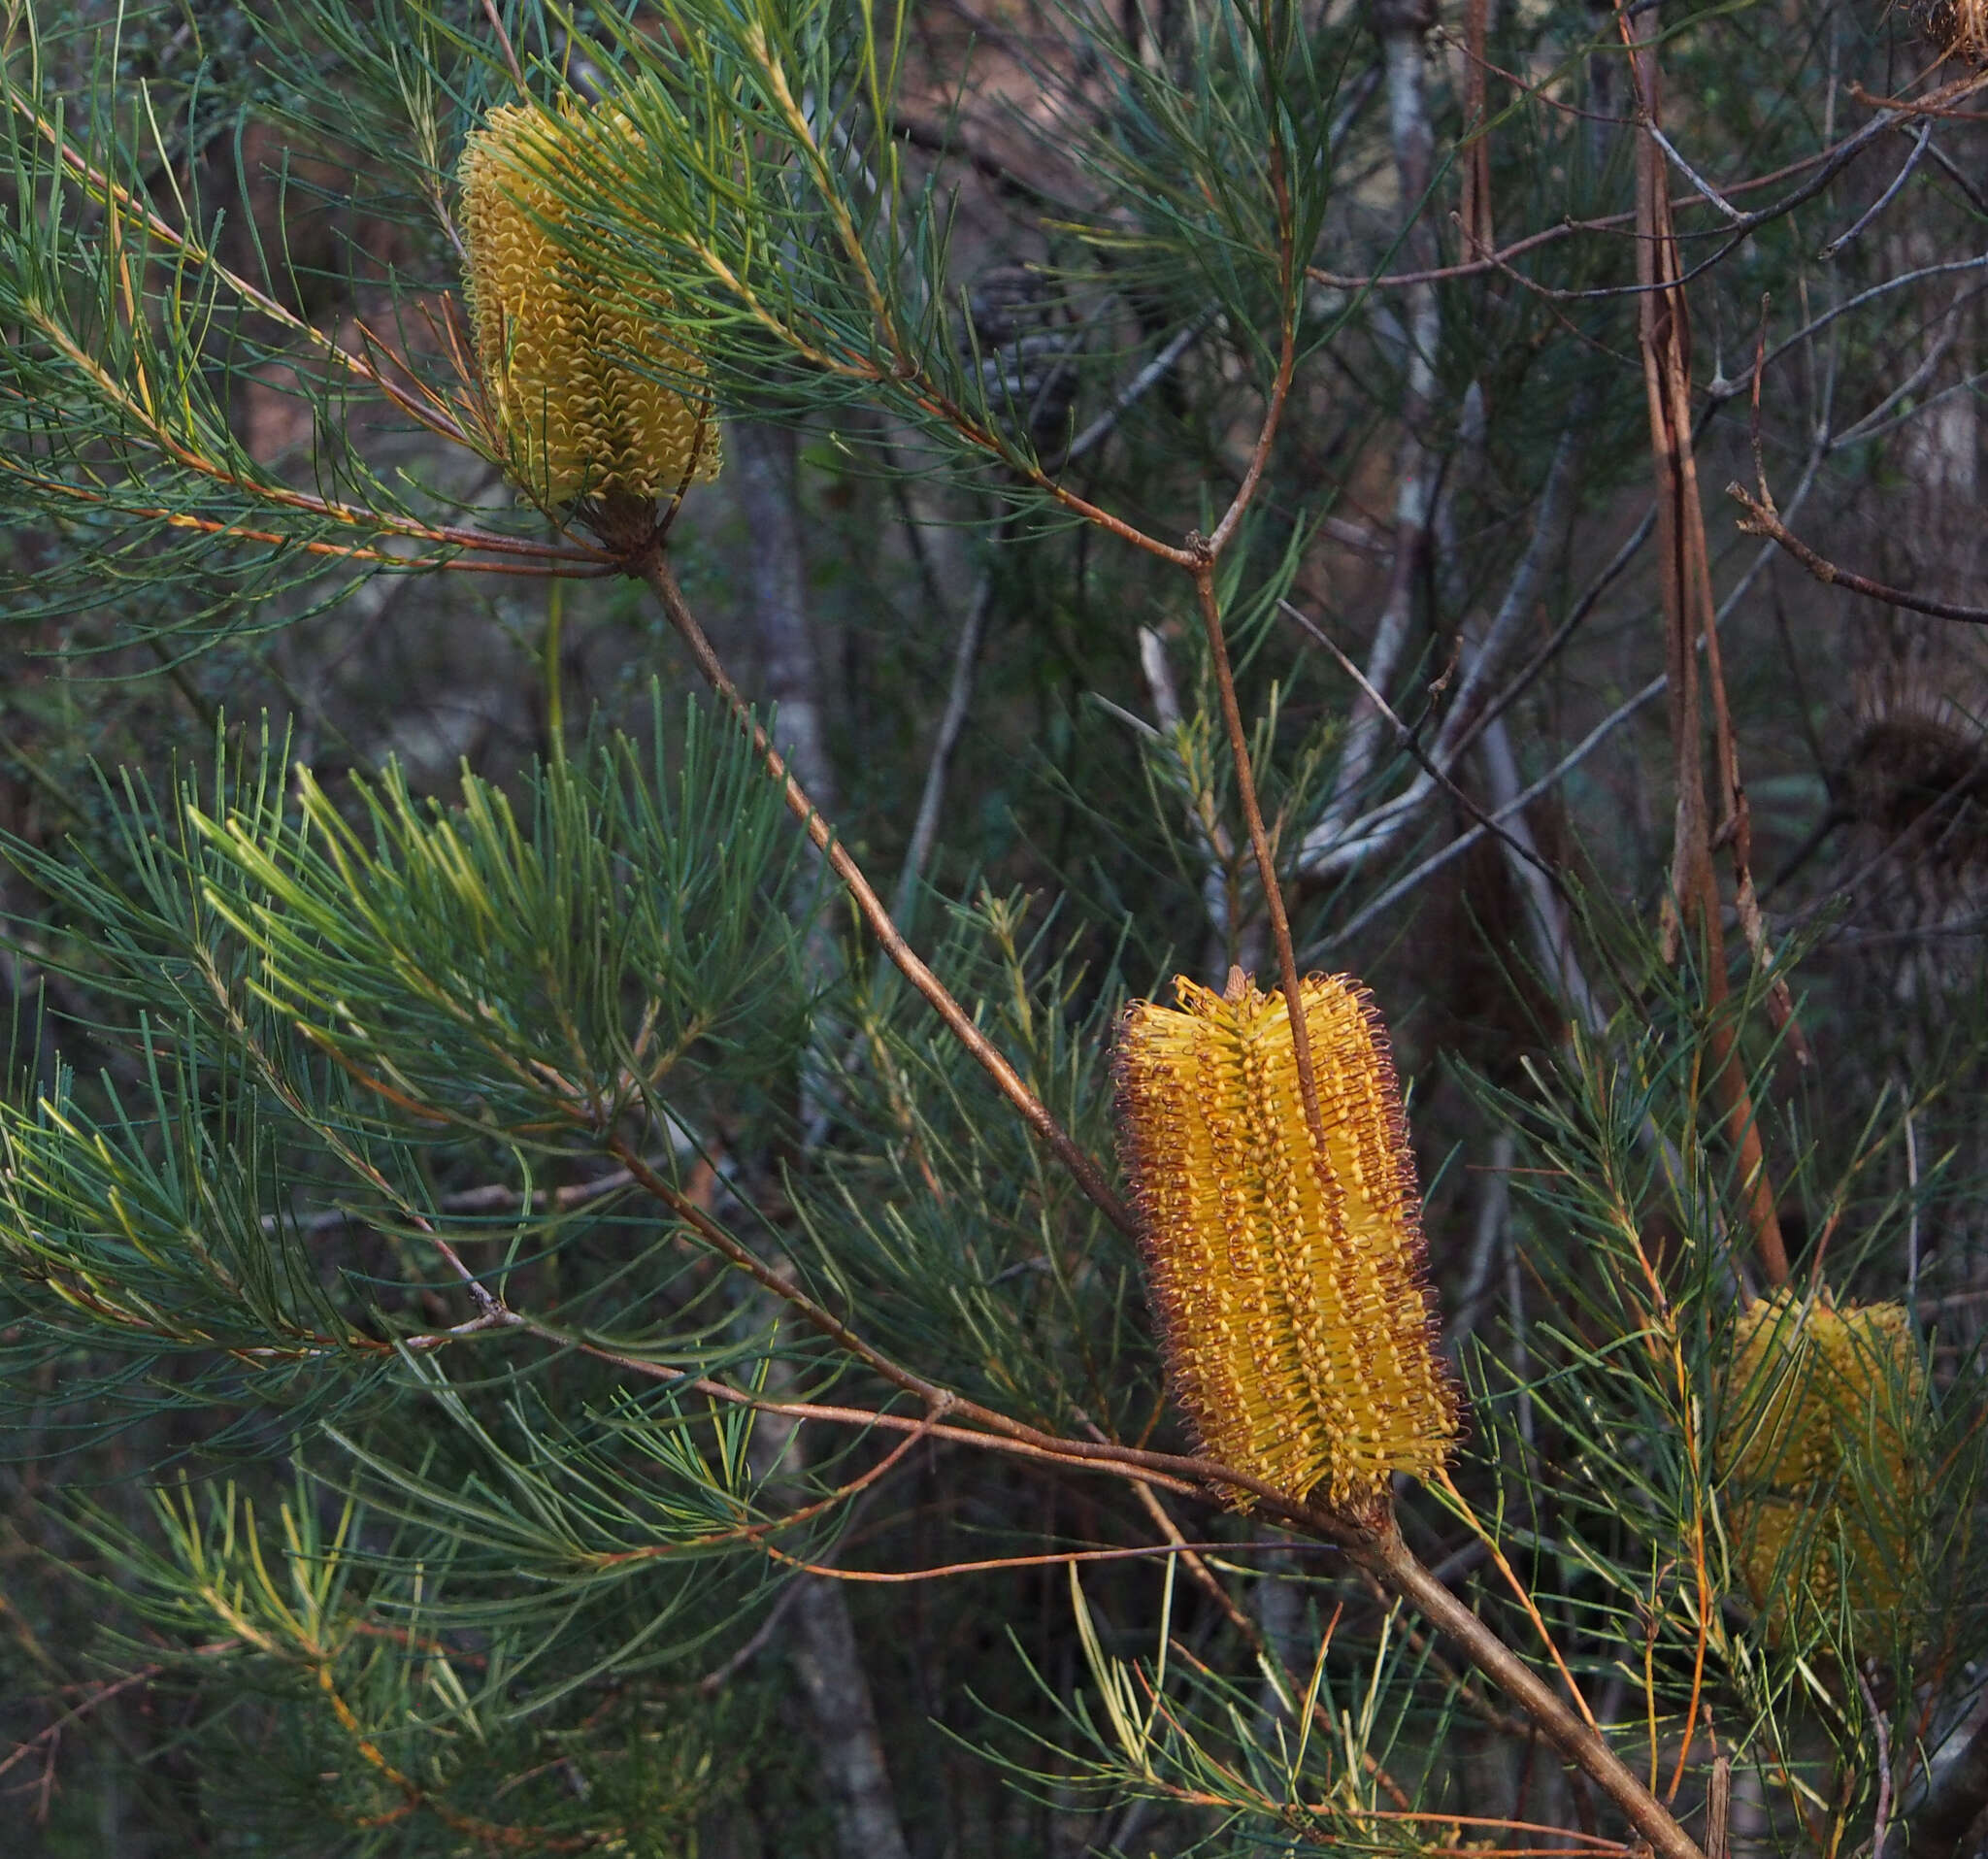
[{"xmin": 1, "ymin": 0, "xmax": 1984, "ymax": 1854}]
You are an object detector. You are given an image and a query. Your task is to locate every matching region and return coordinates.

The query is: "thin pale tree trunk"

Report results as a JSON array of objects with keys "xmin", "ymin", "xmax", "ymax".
[{"xmin": 727, "ymin": 416, "xmax": 913, "ymax": 1859}]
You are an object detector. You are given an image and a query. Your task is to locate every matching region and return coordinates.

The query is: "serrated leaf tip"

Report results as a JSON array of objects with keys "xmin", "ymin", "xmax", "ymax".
[
  {"xmin": 1114, "ymin": 972, "xmax": 1457, "ymax": 1513},
  {"xmin": 458, "ymin": 101, "xmax": 721, "ymax": 507}
]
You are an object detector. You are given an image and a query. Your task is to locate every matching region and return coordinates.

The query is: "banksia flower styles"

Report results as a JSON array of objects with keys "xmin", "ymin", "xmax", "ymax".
[
  {"xmin": 458, "ymin": 101, "xmax": 721, "ymax": 509},
  {"xmin": 1716, "ymin": 1292, "xmax": 1925, "ymax": 1644},
  {"xmin": 1115, "ymin": 972, "xmax": 1457, "ymax": 1513}
]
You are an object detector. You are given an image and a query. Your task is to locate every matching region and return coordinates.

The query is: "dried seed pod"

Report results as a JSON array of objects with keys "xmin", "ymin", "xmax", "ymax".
[
  {"xmin": 1912, "ymin": 0, "xmax": 1988, "ymax": 65},
  {"xmin": 1114, "ymin": 972, "xmax": 1457, "ymax": 1513},
  {"xmin": 1716, "ymin": 1293, "xmax": 1924, "ymax": 1645},
  {"xmin": 459, "ymin": 101, "xmax": 720, "ymax": 507},
  {"xmin": 1726, "ymin": 1496, "xmax": 1916, "ymax": 1644}
]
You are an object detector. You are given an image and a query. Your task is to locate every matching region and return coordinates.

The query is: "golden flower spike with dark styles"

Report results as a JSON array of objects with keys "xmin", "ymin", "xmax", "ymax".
[
  {"xmin": 458, "ymin": 101, "xmax": 721, "ymax": 511},
  {"xmin": 1114, "ymin": 969, "xmax": 1457, "ymax": 1514},
  {"xmin": 1716, "ymin": 1291, "xmax": 1925, "ymax": 1646}
]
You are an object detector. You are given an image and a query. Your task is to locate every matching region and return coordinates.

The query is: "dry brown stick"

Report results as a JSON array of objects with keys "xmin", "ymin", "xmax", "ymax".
[
  {"xmin": 1663, "ymin": 293, "xmax": 1800, "ymax": 1240},
  {"xmin": 1729, "ymin": 483, "xmax": 1988, "ymax": 625},
  {"xmin": 478, "ymin": 0, "xmax": 525, "ymax": 88},
  {"xmin": 1627, "ymin": 11, "xmax": 1788, "ymax": 1287},
  {"xmin": 620, "ymin": 534, "xmax": 1137, "ymax": 1242},
  {"xmin": 1717, "ymin": 309, "xmax": 1807, "ymax": 1062}
]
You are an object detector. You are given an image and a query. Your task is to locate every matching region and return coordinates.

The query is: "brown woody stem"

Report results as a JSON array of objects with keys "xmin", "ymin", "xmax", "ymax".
[
  {"xmin": 626, "ymin": 533, "xmax": 1139, "ymax": 1243},
  {"xmin": 1731, "ymin": 481, "xmax": 1988, "ymax": 627},
  {"xmin": 1354, "ymin": 1519, "xmax": 1706, "ymax": 1859},
  {"xmin": 1629, "ymin": 17, "xmax": 1786, "ymax": 1287},
  {"xmin": 1190, "ymin": 561, "xmax": 1330, "ymax": 1160}
]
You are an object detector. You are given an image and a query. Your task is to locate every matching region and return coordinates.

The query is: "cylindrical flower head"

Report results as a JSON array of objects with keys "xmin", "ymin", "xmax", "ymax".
[
  {"xmin": 1726, "ymin": 1495, "xmax": 1915, "ymax": 1646},
  {"xmin": 459, "ymin": 101, "xmax": 721, "ymax": 507},
  {"xmin": 1114, "ymin": 972, "xmax": 1457, "ymax": 1512},
  {"xmin": 1716, "ymin": 1294, "xmax": 1924, "ymax": 1648},
  {"xmin": 1717, "ymin": 1293, "xmax": 1919, "ymax": 1495}
]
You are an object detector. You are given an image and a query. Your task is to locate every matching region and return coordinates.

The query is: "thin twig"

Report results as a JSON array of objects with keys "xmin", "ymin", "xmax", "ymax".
[
  {"xmin": 695, "ymin": 1577, "xmax": 811, "ymax": 1694},
  {"xmin": 627, "ymin": 540, "xmax": 1137, "ymax": 1241},
  {"xmin": 1905, "ymin": 1093, "xmax": 1922, "ymax": 1307},
  {"xmin": 1820, "ymin": 123, "xmax": 1932, "ymax": 257},
  {"xmin": 1307, "ymin": 82, "xmax": 1980, "ymax": 303},
  {"xmin": 1323, "ymin": 439, "xmax": 1824, "ymax": 949},
  {"xmin": 479, "ymin": 0, "xmax": 525, "ymax": 87},
  {"xmin": 893, "ymin": 572, "xmax": 996, "ymax": 924},
  {"xmin": 1297, "ymin": 413, "xmax": 1586, "ymax": 883},
  {"xmin": 1857, "ymin": 1664, "xmax": 1893, "ymax": 1859},
  {"xmin": 1192, "ymin": 560, "xmax": 1327, "ymax": 1156},
  {"xmin": 1729, "ymin": 484, "xmax": 1988, "ymax": 624},
  {"xmin": 0, "ymin": 1660, "xmax": 199, "ymax": 1783},
  {"xmin": 1915, "ymin": 129, "xmax": 1988, "ymax": 215},
  {"xmin": 1646, "ymin": 123, "xmax": 1746, "ymax": 222},
  {"xmin": 1048, "ymin": 313, "xmax": 1215, "ymax": 471},
  {"xmin": 1281, "ymin": 602, "xmax": 1571, "ymax": 901}
]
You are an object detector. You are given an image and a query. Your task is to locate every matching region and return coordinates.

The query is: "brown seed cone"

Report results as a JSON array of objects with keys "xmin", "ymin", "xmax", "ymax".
[
  {"xmin": 1114, "ymin": 973, "xmax": 1457, "ymax": 1513},
  {"xmin": 1912, "ymin": 0, "xmax": 1988, "ymax": 64},
  {"xmin": 458, "ymin": 101, "xmax": 721, "ymax": 508}
]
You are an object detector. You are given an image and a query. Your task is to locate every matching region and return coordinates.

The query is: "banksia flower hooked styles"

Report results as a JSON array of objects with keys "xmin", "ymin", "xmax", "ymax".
[
  {"xmin": 1115, "ymin": 971, "xmax": 1457, "ymax": 1513},
  {"xmin": 1716, "ymin": 1292, "xmax": 1925, "ymax": 1644},
  {"xmin": 458, "ymin": 101, "xmax": 721, "ymax": 509}
]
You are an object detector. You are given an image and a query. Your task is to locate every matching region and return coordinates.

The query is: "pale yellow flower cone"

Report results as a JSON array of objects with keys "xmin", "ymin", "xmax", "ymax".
[
  {"xmin": 1716, "ymin": 1292, "xmax": 1924, "ymax": 1646},
  {"xmin": 459, "ymin": 101, "xmax": 721, "ymax": 508}
]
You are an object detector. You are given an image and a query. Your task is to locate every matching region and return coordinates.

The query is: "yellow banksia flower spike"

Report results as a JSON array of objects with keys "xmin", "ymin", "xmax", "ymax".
[
  {"xmin": 458, "ymin": 100, "xmax": 721, "ymax": 509},
  {"xmin": 1715, "ymin": 1291, "xmax": 1925, "ymax": 1645},
  {"xmin": 1114, "ymin": 970, "xmax": 1457, "ymax": 1513}
]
